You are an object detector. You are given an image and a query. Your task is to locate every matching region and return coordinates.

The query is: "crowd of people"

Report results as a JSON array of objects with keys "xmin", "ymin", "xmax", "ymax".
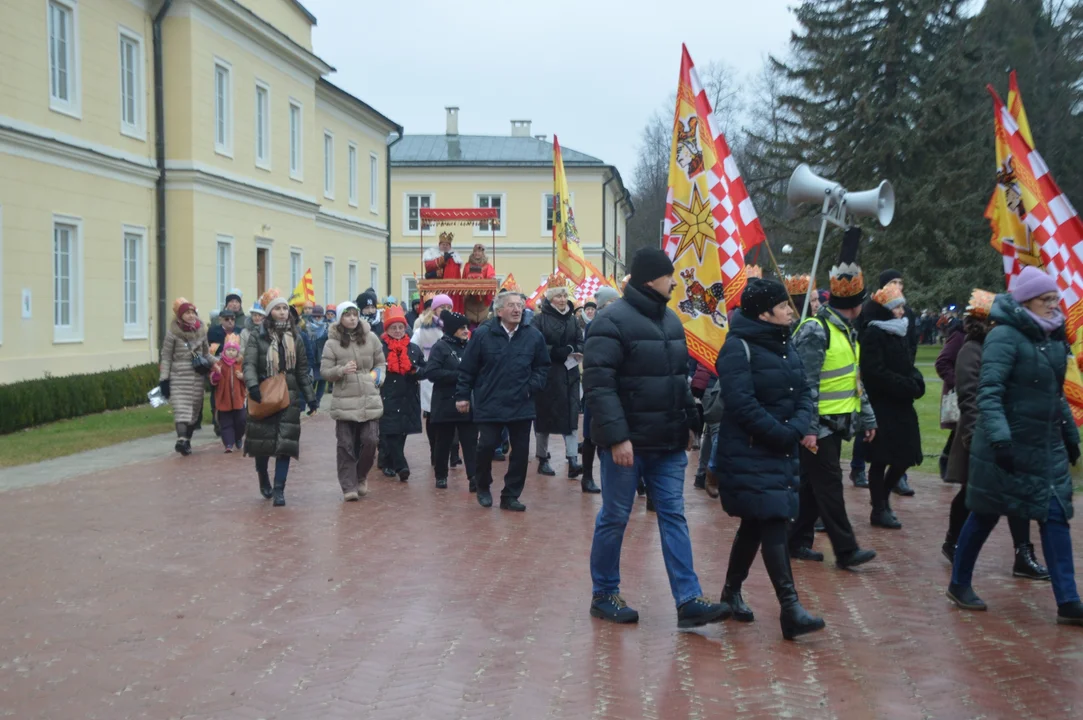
[{"xmin": 156, "ymin": 236, "xmax": 1083, "ymax": 639}]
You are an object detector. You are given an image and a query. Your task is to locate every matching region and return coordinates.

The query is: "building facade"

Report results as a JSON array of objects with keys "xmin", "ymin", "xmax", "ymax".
[
  {"xmin": 0, "ymin": 0, "xmax": 399, "ymax": 383},
  {"xmin": 390, "ymin": 108, "xmax": 632, "ymax": 302}
]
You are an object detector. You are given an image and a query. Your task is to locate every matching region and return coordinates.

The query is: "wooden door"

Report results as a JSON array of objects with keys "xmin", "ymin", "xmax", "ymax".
[{"xmin": 256, "ymin": 248, "xmax": 268, "ymax": 296}]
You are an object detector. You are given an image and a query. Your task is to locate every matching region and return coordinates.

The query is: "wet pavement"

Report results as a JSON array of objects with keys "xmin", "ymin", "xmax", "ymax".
[{"xmin": 1, "ymin": 413, "xmax": 1081, "ymax": 719}]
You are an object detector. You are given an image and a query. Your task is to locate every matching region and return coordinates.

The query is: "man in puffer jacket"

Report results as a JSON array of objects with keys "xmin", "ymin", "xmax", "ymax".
[{"xmin": 584, "ymin": 247, "xmax": 728, "ymax": 630}]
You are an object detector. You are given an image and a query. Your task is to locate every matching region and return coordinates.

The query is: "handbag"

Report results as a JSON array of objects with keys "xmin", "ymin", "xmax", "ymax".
[
  {"xmin": 185, "ymin": 340, "xmax": 213, "ymax": 376},
  {"xmin": 940, "ymin": 389, "xmax": 960, "ymax": 425},
  {"xmin": 248, "ymin": 373, "xmax": 290, "ymax": 420}
]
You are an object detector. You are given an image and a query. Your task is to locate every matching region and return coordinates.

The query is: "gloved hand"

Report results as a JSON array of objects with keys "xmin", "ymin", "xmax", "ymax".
[
  {"xmin": 993, "ymin": 443, "xmax": 1015, "ymax": 473},
  {"xmin": 1068, "ymin": 442, "xmax": 1081, "ymax": 466},
  {"xmin": 307, "ymin": 400, "xmax": 319, "ymax": 415},
  {"xmin": 158, "ymin": 380, "xmax": 170, "ymax": 399},
  {"xmin": 248, "ymin": 385, "xmax": 262, "ymax": 403}
]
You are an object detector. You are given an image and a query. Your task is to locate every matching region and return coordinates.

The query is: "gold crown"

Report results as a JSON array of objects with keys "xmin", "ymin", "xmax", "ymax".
[
  {"xmin": 676, "ymin": 116, "xmax": 699, "ymax": 145},
  {"xmin": 966, "ymin": 289, "xmax": 995, "ymax": 319},
  {"xmin": 439, "ymin": 231, "xmax": 454, "ymax": 244},
  {"xmin": 547, "ymin": 270, "xmax": 568, "ymax": 290},
  {"xmin": 746, "ymin": 265, "xmax": 763, "ymax": 279},
  {"xmin": 258, "ymin": 288, "xmax": 280, "ymax": 310},
  {"xmin": 783, "ymin": 274, "xmax": 811, "ymax": 296},
  {"xmin": 872, "ymin": 283, "xmax": 905, "ymax": 308},
  {"xmin": 829, "ymin": 265, "xmax": 865, "ymax": 299},
  {"xmin": 680, "ymin": 267, "xmax": 696, "ymax": 279}
]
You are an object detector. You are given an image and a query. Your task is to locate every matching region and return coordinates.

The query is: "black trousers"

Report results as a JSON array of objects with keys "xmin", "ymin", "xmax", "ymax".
[
  {"xmin": 868, "ymin": 463, "xmax": 909, "ymax": 512},
  {"xmin": 475, "ymin": 420, "xmax": 531, "ymax": 500},
  {"xmin": 726, "ymin": 516, "xmax": 790, "ymax": 587},
  {"xmin": 433, "ymin": 422, "xmax": 478, "ymax": 479},
  {"xmin": 384, "ymin": 433, "xmax": 408, "ymax": 473},
  {"xmin": 790, "ymin": 433, "xmax": 859, "ymax": 556}
]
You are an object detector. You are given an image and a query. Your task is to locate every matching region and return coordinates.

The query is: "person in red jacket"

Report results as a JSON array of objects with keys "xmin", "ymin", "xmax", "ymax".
[
  {"xmin": 424, "ymin": 231, "xmax": 463, "ymax": 282},
  {"xmin": 462, "ymin": 243, "xmax": 496, "ymax": 323},
  {"xmin": 210, "ymin": 333, "xmax": 247, "ymax": 452}
]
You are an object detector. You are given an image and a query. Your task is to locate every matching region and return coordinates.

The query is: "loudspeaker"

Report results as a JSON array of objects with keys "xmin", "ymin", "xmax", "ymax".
[
  {"xmin": 787, "ymin": 164, "xmax": 843, "ymax": 206},
  {"xmin": 842, "ymin": 181, "xmax": 895, "ymax": 227}
]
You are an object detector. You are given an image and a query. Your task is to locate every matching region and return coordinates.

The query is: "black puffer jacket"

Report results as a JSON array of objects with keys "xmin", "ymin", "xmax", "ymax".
[
  {"xmin": 711, "ymin": 312, "xmax": 813, "ymax": 520},
  {"xmin": 455, "ymin": 317, "xmax": 550, "ymax": 424},
  {"xmin": 379, "ymin": 339, "xmax": 425, "ymax": 435},
  {"xmin": 583, "ymin": 284, "xmax": 698, "ymax": 451},
  {"xmin": 422, "ymin": 333, "xmax": 471, "ymax": 424},
  {"xmin": 243, "ymin": 323, "xmax": 315, "ymax": 459},
  {"xmin": 532, "ymin": 299, "xmax": 583, "ymax": 435},
  {"xmin": 860, "ymin": 304, "xmax": 925, "ymax": 468}
]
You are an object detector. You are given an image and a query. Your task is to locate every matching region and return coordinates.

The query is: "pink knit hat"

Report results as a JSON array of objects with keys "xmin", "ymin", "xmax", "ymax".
[
  {"xmin": 432, "ymin": 294, "xmax": 454, "ymax": 310},
  {"xmin": 1011, "ymin": 266, "xmax": 1060, "ymax": 303}
]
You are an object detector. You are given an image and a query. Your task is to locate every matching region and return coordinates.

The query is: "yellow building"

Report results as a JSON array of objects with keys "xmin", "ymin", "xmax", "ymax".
[
  {"xmin": 0, "ymin": 0, "xmax": 399, "ymax": 383},
  {"xmin": 390, "ymin": 108, "xmax": 633, "ymax": 301}
]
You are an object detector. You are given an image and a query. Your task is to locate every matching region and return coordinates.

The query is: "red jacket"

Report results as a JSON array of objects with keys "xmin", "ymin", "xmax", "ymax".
[{"xmin": 211, "ymin": 362, "xmax": 247, "ymax": 411}]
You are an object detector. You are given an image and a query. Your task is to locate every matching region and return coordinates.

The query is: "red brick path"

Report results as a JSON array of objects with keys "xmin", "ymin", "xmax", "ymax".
[{"xmin": 1, "ymin": 414, "xmax": 1081, "ymax": 719}]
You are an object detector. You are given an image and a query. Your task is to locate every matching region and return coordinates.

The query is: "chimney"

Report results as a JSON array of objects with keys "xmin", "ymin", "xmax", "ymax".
[
  {"xmin": 510, "ymin": 119, "xmax": 531, "ymax": 138},
  {"xmin": 534, "ymin": 134, "xmax": 547, "ymax": 142},
  {"xmin": 445, "ymin": 106, "xmax": 459, "ymax": 136}
]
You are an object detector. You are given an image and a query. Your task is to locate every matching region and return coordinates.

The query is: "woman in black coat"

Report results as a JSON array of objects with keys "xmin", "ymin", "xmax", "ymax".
[
  {"xmin": 708, "ymin": 279, "xmax": 824, "ymax": 641},
  {"xmin": 421, "ymin": 311, "xmax": 478, "ymax": 491},
  {"xmin": 531, "ymin": 287, "xmax": 584, "ymax": 478},
  {"xmin": 860, "ymin": 285, "xmax": 925, "ymax": 529},
  {"xmin": 379, "ymin": 308, "xmax": 425, "ymax": 481}
]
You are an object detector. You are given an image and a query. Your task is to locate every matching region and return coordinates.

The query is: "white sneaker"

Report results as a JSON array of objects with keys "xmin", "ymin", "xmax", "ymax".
[{"xmin": 343, "ymin": 491, "xmax": 359, "ymax": 502}]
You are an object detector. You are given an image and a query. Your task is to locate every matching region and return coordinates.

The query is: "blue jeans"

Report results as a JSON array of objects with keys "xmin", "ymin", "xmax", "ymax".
[
  {"xmin": 850, "ymin": 433, "xmax": 865, "ymax": 472},
  {"xmin": 255, "ymin": 455, "xmax": 291, "ymax": 484},
  {"xmin": 590, "ymin": 449, "xmax": 702, "ymax": 608},
  {"xmin": 953, "ymin": 495, "xmax": 1079, "ymax": 606}
]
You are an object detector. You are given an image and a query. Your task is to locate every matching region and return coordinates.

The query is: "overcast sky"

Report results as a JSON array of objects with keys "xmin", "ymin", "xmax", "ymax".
[{"xmin": 306, "ymin": 0, "xmax": 798, "ymax": 186}]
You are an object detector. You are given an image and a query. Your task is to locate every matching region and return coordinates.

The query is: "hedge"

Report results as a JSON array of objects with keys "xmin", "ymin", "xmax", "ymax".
[{"xmin": 0, "ymin": 363, "xmax": 160, "ymax": 435}]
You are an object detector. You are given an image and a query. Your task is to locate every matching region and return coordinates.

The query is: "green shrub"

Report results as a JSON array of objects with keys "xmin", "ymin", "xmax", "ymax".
[{"xmin": 0, "ymin": 364, "xmax": 160, "ymax": 435}]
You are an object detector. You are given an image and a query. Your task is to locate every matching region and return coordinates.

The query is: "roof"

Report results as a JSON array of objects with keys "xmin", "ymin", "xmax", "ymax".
[
  {"xmin": 288, "ymin": 0, "xmax": 317, "ymax": 25},
  {"xmin": 391, "ymin": 135, "xmax": 606, "ymax": 167},
  {"xmin": 317, "ymin": 79, "xmax": 402, "ymax": 134}
]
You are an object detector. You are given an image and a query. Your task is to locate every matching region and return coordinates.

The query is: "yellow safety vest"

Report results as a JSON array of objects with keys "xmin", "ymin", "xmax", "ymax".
[{"xmin": 799, "ymin": 315, "xmax": 862, "ymax": 416}]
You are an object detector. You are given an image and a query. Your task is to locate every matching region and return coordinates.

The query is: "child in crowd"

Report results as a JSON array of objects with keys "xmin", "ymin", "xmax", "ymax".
[{"xmin": 210, "ymin": 333, "xmax": 247, "ymax": 452}]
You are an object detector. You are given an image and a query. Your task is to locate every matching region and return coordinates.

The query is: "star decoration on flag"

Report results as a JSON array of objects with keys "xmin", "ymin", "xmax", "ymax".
[{"xmin": 670, "ymin": 186, "xmax": 715, "ymax": 264}]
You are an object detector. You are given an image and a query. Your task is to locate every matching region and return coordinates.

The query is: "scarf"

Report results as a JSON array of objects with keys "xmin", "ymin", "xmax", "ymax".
[
  {"xmin": 1025, "ymin": 307, "xmax": 1065, "ymax": 335},
  {"xmin": 383, "ymin": 334, "xmax": 413, "ymax": 375},
  {"xmin": 267, "ymin": 326, "xmax": 297, "ymax": 376},
  {"xmin": 220, "ymin": 352, "xmax": 237, "ymax": 367},
  {"xmin": 179, "ymin": 318, "xmax": 201, "ymax": 333},
  {"xmin": 868, "ymin": 317, "xmax": 909, "ymax": 337}
]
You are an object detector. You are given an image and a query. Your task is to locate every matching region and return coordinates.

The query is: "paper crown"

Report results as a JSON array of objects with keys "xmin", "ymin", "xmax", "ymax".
[
  {"xmin": 783, "ymin": 274, "xmax": 812, "ymax": 296},
  {"xmin": 224, "ymin": 332, "xmax": 241, "ymax": 350},
  {"xmin": 439, "ymin": 231, "xmax": 454, "ymax": 244},
  {"xmin": 258, "ymin": 288, "xmax": 281, "ymax": 310},
  {"xmin": 828, "ymin": 227, "xmax": 866, "ymax": 308},
  {"xmin": 745, "ymin": 265, "xmax": 763, "ymax": 280},
  {"xmin": 872, "ymin": 283, "xmax": 906, "ymax": 309},
  {"xmin": 547, "ymin": 270, "xmax": 568, "ymax": 291},
  {"xmin": 966, "ymin": 289, "xmax": 995, "ymax": 319}
]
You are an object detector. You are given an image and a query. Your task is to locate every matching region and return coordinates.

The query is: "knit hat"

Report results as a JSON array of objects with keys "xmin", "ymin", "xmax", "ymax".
[
  {"xmin": 249, "ymin": 302, "xmax": 267, "ymax": 317},
  {"xmin": 384, "ymin": 295, "xmax": 398, "ymax": 306},
  {"xmin": 629, "ymin": 247, "xmax": 676, "ymax": 287},
  {"xmin": 383, "ymin": 305, "xmax": 408, "ymax": 329},
  {"xmin": 262, "ymin": 288, "xmax": 288, "ymax": 314},
  {"xmin": 311, "ymin": 304, "xmax": 324, "ymax": 318},
  {"xmin": 584, "ymin": 298, "xmax": 598, "ymax": 310},
  {"xmin": 872, "ymin": 283, "xmax": 906, "ymax": 310},
  {"xmin": 828, "ymin": 226, "xmax": 867, "ymax": 310},
  {"xmin": 223, "ymin": 333, "xmax": 240, "ymax": 351},
  {"xmin": 356, "ymin": 290, "xmax": 378, "ymax": 311},
  {"xmin": 324, "ymin": 303, "xmax": 337, "ymax": 316},
  {"xmin": 595, "ymin": 286, "xmax": 620, "ymax": 310},
  {"xmin": 225, "ymin": 288, "xmax": 243, "ymax": 305},
  {"xmin": 741, "ymin": 278, "xmax": 790, "ymax": 318},
  {"xmin": 173, "ymin": 297, "xmax": 195, "ymax": 319},
  {"xmin": 336, "ymin": 301, "xmax": 359, "ymax": 319},
  {"xmin": 432, "ymin": 294, "xmax": 454, "ymax": 311},
  {"xmin": 1011, "ymin": 266, "xmax": 1060, "ymax": 303},
  {"xmin": 441, "ymin": 310, "xmax": 469, "ymax": 336},
  {"xmin": 878, "ymin": 269, "xmax": 903, "ymax": 288}
]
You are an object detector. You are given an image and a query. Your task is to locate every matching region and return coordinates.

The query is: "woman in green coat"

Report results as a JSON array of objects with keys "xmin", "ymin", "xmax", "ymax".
[
  {"xmin": 243, "ymin": 291, "xmax": 317, "ymax": 506},
  {"xmin": 947, "ymin": 267, "xmax": 1082, "ymax": 626}
]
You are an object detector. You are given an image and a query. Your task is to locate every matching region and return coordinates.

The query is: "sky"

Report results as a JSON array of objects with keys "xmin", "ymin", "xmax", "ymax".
[{"xmin": 305, "ymin": 0, "xmax": 799, "ymax": 187}]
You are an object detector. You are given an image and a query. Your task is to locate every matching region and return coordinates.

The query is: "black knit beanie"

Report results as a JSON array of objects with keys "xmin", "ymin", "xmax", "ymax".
[
  {"xmin": 441, "ymin": 310, "xmax": 469, "ymax": 336},
  {"xmin": 741, "ymin": 278, "xmax": 790, "ymax": 318},
  {"xmin": 879, "ymin": 269, "xmax": 903, "ymax": 288},
  {"xmin": 629, "ymin": 248, "xmax": 676, "ymax": 287}
]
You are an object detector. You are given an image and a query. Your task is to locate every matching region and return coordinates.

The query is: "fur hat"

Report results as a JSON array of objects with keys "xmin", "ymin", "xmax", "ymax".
[
  {"xmin": 965, "ymin": 289, "xmax": 995, "ymax": 319},
  {"xmin": 440, "ymin": 310, "xmax": 469, "ymax": 336},
  {"xmin": 173, "ymin": 297, "xmax": 196, "ymax": 319},
  {"xmin": 741, "ymin": 278, "xmax": 790, "ymax": 318},
  {"xmin": 828, "ymin": 226, "xmax": 867, "ymax": 310}
]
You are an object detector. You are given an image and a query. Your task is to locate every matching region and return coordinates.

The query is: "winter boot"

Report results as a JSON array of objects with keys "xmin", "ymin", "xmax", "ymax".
[
  {"xmin": 1012, "ymin": 543, "xmax": 1051, "ymax": 580},
  {"xmin": 1057, "ymin": 600, "xmax": 1083, "ymax": 626},
  {"xmin": 942, "ymin": 534, "xmax": 956, "ymax": 564},
  {"xmin": 272, "ymin": 477, "xmax": 286, "ymax": 507},
  {"xmin": 720, "ymin": 527, "xmax": 760, "ymax": 623},
  {"xmin": 435, "ymin": 477, "xmax": 448, "ymax": 489},
  {"xmin": 258, "ymin": 467, "xmax": 273, "ymax": 499},
  {"xmin": 581, "ymin": 475, "xmax": 600, "ymax": 494},
  {"xmin": 693, "ymin": 471, "xmax": 706, "ymax": 489},
  {"xmin": 761, "ymin": 542, "xmax": 825, "ymax": 640},
  {"xmin": 892, "ymin": 473, "xmax": 915, "ymax": 496},
  {"xmin": 538, "ymin": 456, "xmax": 556, "ymax": 476},
  {"xmin": 850, "ymin": 468, "xmax": 869, "ymax": 488},
  {"xmin": 567, "ymin": 456, "xmax": 583, "ymax": 479}
]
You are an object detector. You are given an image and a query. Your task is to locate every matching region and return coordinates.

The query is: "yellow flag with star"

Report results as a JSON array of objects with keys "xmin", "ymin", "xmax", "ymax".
[{"xmin": 661, "ymin": 45, "xmax": 729, "ymax": 369}]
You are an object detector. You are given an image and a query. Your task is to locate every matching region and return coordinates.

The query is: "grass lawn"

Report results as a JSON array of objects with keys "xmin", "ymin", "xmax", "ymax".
[{"xmin": 0, "ymin": 398, "xmax": 211, "ymax": 469}]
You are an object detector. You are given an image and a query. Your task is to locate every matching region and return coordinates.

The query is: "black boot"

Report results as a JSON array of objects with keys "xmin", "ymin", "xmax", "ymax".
[
  {"xmin": 582, "ymin": 438, "xmax": 596, "ymax": 477},
  {"xmin": 272, "ymin": 476, "xmax": 286, "ymax": 507},
  {"xmin": 468, "ymin": 477, "xmax": 477, "ymax": 493},
  {"xmin": 850, "ymin": 468, "xmax": 869, "ymax": 488},
  {"xmin": 258, "ymin": 467, "xmax": 273, "ymax": 499},
  {"xmin": 892, "ymin": 473, "xmax": 915, "ymax": 496},
  {"xmin": 174, "ymin": 424, "xmax": 189, "ymax": 455},
  {"xmin": 761, "ymin": 542, "xmax": 825, "ymax": 640},
  {"xmin": 941, "ymin": 535, "xmax": 956, "ymax": 564},
  {"xmin": 538, "ymin": 457, "xmax": 556, "ymax": 476},
  {"xmin": 720, "ymin": 527, "xmax": 760, "ymax": 623},
  {"xmin": 1013, "ymin": 542, "xmax": 1051, "ymax": 580},
  {"xmin": 581, "ymin": 475, "xmax": 600, "ymax": 493},
  {"xmin": 567, "ymin": 456, "xmax": 583, "ymax": 479},
  {"xmin": 693, "ymin": 471, "xmax": 706, "ymax": 489}
]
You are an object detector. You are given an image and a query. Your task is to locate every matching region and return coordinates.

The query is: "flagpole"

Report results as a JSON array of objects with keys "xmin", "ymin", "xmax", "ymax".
[
  {"xmin": 759, "ymin": 235, "xmax": 800, "ymax": 315},
  {"xmin": 802, "ymin": 194, "xmax": 833, "ymax": 320}
]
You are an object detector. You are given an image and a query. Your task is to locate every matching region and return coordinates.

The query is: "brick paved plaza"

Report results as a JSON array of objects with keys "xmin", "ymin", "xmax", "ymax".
[{"xmin": 1, "ymin": 414, "xmax": 1081, "ymax": 719}]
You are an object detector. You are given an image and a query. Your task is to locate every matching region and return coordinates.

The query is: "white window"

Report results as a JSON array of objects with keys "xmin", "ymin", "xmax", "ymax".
[
  {"xmin": 369, "ymin": 153, "xmax": 379, "ymax": 212},
  {"xmin": 53, "ymin": 216, "xmax": 82, "ymax": 343},
  {"xmin": 541, "ymin": 192, "xmax": 574, "ymax": 235},
  {"xmin": 213, "ymin": 59, "xmax": 232, "ymax": 156},
  {"xmin": 216, "ymin": 236, "xmax": 234, "ymax": 308},
  {"xmin": 48, "ymin": 0, "xmax": 80, "ymax": 117},
  {"xmin": 323, "ymin": 258, "xmax": 335, "ymax": 306},
  {"xmin": 290, "ymin": 248, "xmax": 302, "ymax": 289},
  {"xmin": 401, "ymin": 276, "xmax": 418, "ymax": 305},
  {"xmin": 405, "ymin": 193, "xmax": 432, "ymax": 234},
  {"xmin": 118, "ymin": 28, "xmax": 144, "ymax": 139},
  {"xmin": 288, "ymin": 100, "xmax": 302, "ymax": 179},
  {"xmin": 369, "ymin": 264, "xmax": 379, "ymax": 296},
  {"xmin": 255, "ymin": 81, "xmax": 270, "ymax": 169},
  {"xmin": 475, "ymin": 193, "xmax": 505, "ymax": 235},
  {"xmin": 348, "ymin": 261, "xmax": 359, "ymax": 299},
  {"xmin": 122, "ymin": 225, "xmax": 147, "ymax": 339},
  {"xmin": 323, "ymin": 131, "xmax": 334, "ymax": 199},
  {"xmin": 347, "ymin": 143, "xmax": 358, "ymax": 206}
]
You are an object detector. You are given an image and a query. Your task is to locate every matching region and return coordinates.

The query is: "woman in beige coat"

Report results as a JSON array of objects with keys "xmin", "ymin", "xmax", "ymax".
[
  {"xmin": 158, "ymin": 297, "xmax": 212, "ymax": 456},
  {"xmin": 321, "ymin": 301, "xmax": 386, "ymax": 501}
]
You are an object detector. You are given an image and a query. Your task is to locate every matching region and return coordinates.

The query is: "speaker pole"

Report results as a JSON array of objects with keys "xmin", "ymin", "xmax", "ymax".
[{"xmin": 803, "ymin": 193, "xmax": 833, "ymax": 320}]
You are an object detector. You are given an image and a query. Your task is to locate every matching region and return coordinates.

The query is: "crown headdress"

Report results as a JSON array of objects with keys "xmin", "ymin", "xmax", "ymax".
[
  {"xmin": 547, "ymin": 270, "xmax": 568, "ymax": 291},
  {"xmin": 966, "ymin": 289, "xmax": 995, "ymax": 319},
  {"xmin": 439, "ymin": 231, "xmax": 454, "ymax": 244},
  {"xmin": 783, "ymin": 274, "xmax": 811, "ymax": 296},
  {"xmin": 872, "ymin": 283, "xmax": 906, "ymax": 309},
  {"xmin": 828, "ymin": 227, "xmax": 866, "ymax": 306}
]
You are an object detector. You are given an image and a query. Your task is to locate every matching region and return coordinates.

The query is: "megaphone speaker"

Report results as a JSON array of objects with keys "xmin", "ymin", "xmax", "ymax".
[
  {"xmin": 843, "ymin": 181, "xmax": 895, "ymax": 227},
  {"xmin": 787, "ymin": 163, "xmax": 843, "ymax": 206}
]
